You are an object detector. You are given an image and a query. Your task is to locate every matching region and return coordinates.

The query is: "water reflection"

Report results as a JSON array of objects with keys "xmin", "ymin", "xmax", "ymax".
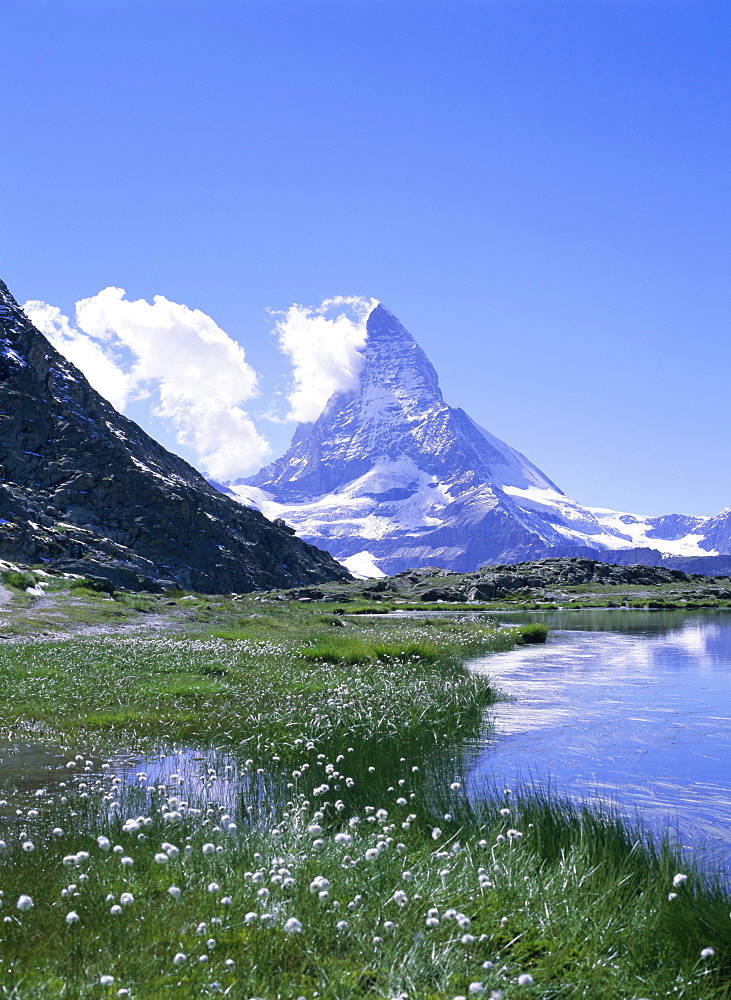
[{"xmin": 468, "ymin": 611, "xmax": 731, "ymax": 861}]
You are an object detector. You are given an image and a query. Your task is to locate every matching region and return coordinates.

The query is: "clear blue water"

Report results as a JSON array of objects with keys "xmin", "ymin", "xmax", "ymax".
[{"xmin": 467, "ymin": 610, "xmax": 731, "ymax": 865}]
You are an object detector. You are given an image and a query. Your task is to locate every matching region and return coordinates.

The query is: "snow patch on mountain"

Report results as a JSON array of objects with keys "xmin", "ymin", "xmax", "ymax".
[
  {"xmin": 340, "ymin": 551, "xmax": 388, "ymax": 579},
  {"xmin": 587, "ymin": 507, "xmax": 716, "ymax": 557}
]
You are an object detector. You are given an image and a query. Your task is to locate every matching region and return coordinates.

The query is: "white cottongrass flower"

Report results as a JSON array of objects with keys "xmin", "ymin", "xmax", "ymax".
[
  {"xmin": 244, "ymin": 912, "xmax": 258, "ymax": 924},
  {"xmin": 668, "ymin": 892, "xmax": 678, "ymax": 901},
  {"xmin": 110, "ymin": 905, "xmax": 123, "ymax": 915},
  {"xmin": 173, "ymin": 953, "xmax": 187, "ymax": 965},
  {"xmin": 120, "ymin": 893, "xmax": 134, "ymax": 906},
  {"xmin": 284, "ymin": 917, "xmax": 303, "ymax": 933},
  {"xmin": 168, "ymin": 886, "xmax": 182, "ymax": 898},
  {"xmin": 16, "ymin": 895, "xmax": 33, "ymax": 912},
  {"xmin": 202, "ymin": 843, "xmax": 215, "ymax": 855},
  {"xmin": 517, "ymin": 973, "xmax": 534, "ymax": 986},
  {"xmin": 391, "ymin": 890, "xmax": 408, "ymax": 907},
  {"xmin": 97, "ymin": 836, "xmax": 111, "ymax": 850},
  {"xmin": 336, "ymin": 919, "xmax": 348, "ymax": 930},
  {"xmin": 53, "ymin": 828, "xmax": 64, "ymax": 837},
  {"xmin": 469, "ymin": 986, "xmax": 485, "ymax": 996},
  {"xmin": 309, "ymin": 876, "xmax": 331, "ymax": 894},
  {"xmin": 208, "ymin": 882, "xmax": 220, "ymax": 893},
  {"xmin": 221, "ymin": 896, "xmax": 232, "ymax": 905},
  {"xmin": 461, "ymin": 933, "xmax": 476, "ymax": 944},
  {"xmin": 66, "ymin": 911, "xmax": 80, "ymax": 924},
  {"xmin": 431, "ymin": 827, "xmax": 442, "ymax": 840},
  {"xmin": 120, "ymin": 856, "xmax": 133, "ymax": 867},
  {"xmin": 334, "ymin": 832, "xmax": 352, "ymax": 845},
  {"xmin": 22, "ymin": 842, "xmax": 35, "ymax": 852},
  {"xmin": 99, "ymin": 976, "xmax": 114, "ymax": 986},
  {"xmin": 154, "ymin": 853, "xmax": 169, "ymax": 864},
  {"xmin": 673, "ymin": 873, "xmax": 688, "ymax": 887},
  {"xmin": 701, "ymin": 947, "xmax": 716, "ymax": 959},
  {"xmin": 307, "ymin": 824, "xmax": 323, "ymax": 836},
  {"xmin": 364, "ymin": 848, "xmax": 380, "ymax": 861}
]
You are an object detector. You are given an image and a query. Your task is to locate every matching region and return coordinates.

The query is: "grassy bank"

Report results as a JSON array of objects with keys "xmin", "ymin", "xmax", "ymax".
[
  {"xmin": 0, "ymin": 612, "xmax": 527, "ymax": 751},
  {"xmin": 0, "ymin": 593, "xmax": 729, "ymax": 997},
  {"xmin": 2, "ymin": 754, "xmax": 729, "ymax": 998}
]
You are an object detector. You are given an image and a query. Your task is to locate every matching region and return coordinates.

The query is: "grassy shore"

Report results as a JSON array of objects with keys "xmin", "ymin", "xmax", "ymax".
[{"xmin": 0, "ymin": 582, "xmax": 729, "ymax": 997}]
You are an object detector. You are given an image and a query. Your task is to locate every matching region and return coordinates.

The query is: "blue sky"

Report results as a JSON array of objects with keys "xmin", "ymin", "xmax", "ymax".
[{"xmin": 2, "ymin": 0, "xmax": 729, "ymax": 516}]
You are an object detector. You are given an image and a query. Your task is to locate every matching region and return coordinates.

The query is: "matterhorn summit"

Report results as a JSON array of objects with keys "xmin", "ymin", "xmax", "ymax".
[{"xmin": 228, "ymin": 303, "xmax": 729, "ymax": 576}]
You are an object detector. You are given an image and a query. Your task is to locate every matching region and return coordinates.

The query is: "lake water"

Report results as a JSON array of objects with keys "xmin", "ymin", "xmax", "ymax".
[{"xmin": 467, "ymin": 610, "xmax": 731, "ymax": 866}]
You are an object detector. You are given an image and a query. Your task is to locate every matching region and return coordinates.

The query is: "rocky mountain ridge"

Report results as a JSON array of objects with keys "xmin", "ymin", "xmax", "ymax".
[{"xmin": 0, "ymin": 279, "xmax": 349, "ymax": 592}]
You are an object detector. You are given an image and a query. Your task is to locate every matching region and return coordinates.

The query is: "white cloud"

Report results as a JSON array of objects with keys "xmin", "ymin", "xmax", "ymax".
[
  {"xmin": 274, "ymin": 296, "xmax": 378, "ymax": 423},
  {"xmin": 23, "ymin": 288, "xmax": 271, "ymax": 480}
]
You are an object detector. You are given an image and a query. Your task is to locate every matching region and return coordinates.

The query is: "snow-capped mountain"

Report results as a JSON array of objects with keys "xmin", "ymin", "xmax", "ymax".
[{"xmin": 227, "ymin": 303, "xmax": 730, "ymax": 577}]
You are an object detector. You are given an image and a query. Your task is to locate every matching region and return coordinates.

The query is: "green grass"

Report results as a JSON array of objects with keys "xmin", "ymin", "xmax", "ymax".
[
  {"xmin": 68, "ymin": 576, "xmax": 116, "ymax": 595},
  {"xmin": 0, "ymin": 614, "xmax": 521, "ymax": 752},
  {"xmin": 513, "ymin": 622, "xmax": 549, "ymax": 643},
  {"xmin": 299, "ymin": 637, "xmax": 442, "ymax": 665},
  {"xmin": 1, "ymin": 763, "xmax": 729, "ymax": 998},
  {"xmin": 0, "ymin": 594, "xmax": 729, "ymax": 997},
  {"xmin": 1, "ymin": 569, "xmax": 38, "ymax": 590}
]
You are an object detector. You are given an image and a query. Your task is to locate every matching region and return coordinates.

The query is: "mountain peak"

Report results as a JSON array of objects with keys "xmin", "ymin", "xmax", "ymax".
[
  {"xmin": 360, "ymin": 304, "xmax": 443, "ymax": 404},
  {"xmin": 246, "ymin": 304, "xmax": 557, "ymax": 501},
  {"xmin": 228, "ymin": 303, "xmax": 731, "ymax": 576}
]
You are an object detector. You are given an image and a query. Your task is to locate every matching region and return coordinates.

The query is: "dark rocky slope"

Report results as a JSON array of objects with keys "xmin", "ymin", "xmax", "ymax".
[{"xmin": 0, "ymin": 279, "xmax": 349, "ymax": 592}]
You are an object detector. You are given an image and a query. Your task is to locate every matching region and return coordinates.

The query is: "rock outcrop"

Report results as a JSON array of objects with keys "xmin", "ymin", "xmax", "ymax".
[{"xmin": 0, "ymin": 279, "xmax": 349, "ymax": 592}]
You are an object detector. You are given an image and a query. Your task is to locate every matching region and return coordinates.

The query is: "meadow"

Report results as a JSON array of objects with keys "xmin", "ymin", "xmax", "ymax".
[{"xmin": 0, "ymin": 581, "xmax": 729, "ymax": 998}]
